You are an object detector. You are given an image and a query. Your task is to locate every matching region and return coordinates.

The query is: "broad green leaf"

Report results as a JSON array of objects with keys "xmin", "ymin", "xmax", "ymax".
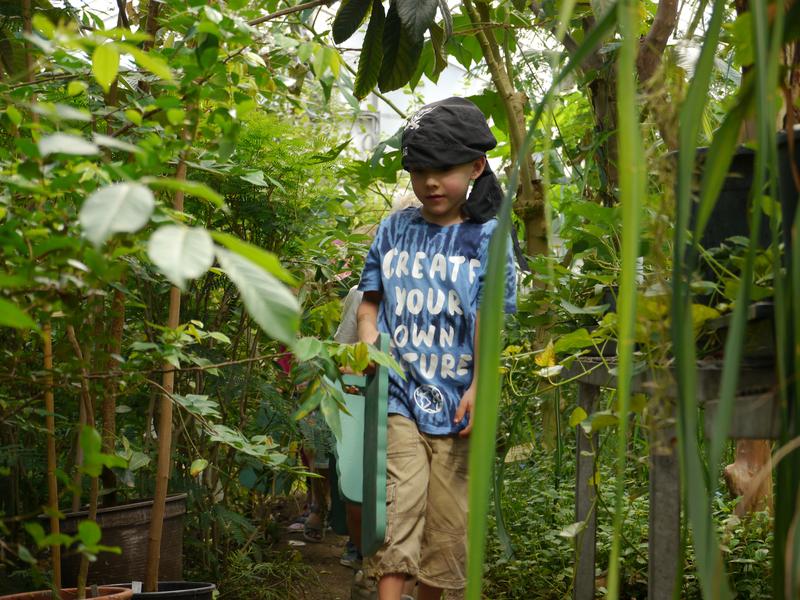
[
  {"xmin": 332, "ymin": 0, "xmax": 373, "ymax": 43},
  {"xmin": 124, "ymin": 109, "xmax": 142, "ymax": 125},
  {"xmin": 216, "ymin": 248, "xmax": 301, "ymax": 347},
  {"xmin": 354, "ymin": 0, "xmax": 385, "ymax": 99},
  {"xmin": 172, "ymin": 394, "xmax": 221, "ymax": 419},
  {"xmin": 534, "ymin": 340, "xmax": 556, "ymax": 367},
  {"xmin": 93, "ymin": 133, "xmax": 141, "ymax": 154},
  {"xmin": 32, "ymin": 14, "xmax": 55, "ymax": 38},
  {"xmin": 240, "ymin": 170, "xmax": 269, "ymax": 187},
  {"xmin": 119, "ymin": 43, "xmax": 175, "ymax": 82},
  {"xmin": 190, "ymin": 459, "xmax": 209, "ymax": 476},
  {"xmin": 67, "ymin": 81, "xmax": 87, "ymax": 96},
  {"xmin": 378, "ymin": 3, "xmax": 423, "ymax": 92},
  {"xmin": 211, "ymin": 232, "xmax": 296, "ymax": 285},
  {"xmin": 6, "ymin": 106, "xmax": 22, "ymax": 126},
  {"xmin": 569, "ymin": 406, "xmax": 588, "ymax": 428},
  {"xmin": 147, "ymin": 225, "xmax": 214, "ymax": 290},
  {"xmin": 141, "ymin": 177, "xmax": 224, "ymax": 209},
  {"xmin": 0, "ymin": 298, "xmax": 37, "ymax": 329},
  {"xmin": 428, "ymin": 22, "xmax": 447, "ymax": 80},
  {"xmin": 396, "ymin": 0, "xmax": 437, "ymax": 42},
  {"xmin": 320, "ymin": 380, "xmax": 343, "ymax": 441},
  {"xmin": 92, "ymin": 43, "xmax": 119, "ymax": 93},
  {"xmin": 79, "ymin": 183, "xmax": 154, "ymax": 246},
  {"xmin": 554, "ymin": 328, "xmax": 596, "ymax": 353},
  {"xmin": 77, "ymin": 520, "xmax": 101, "ymax": 546},
  {"xmin": 38, "ymin": 133, "xmax": 99, "ymax": 156},
  {"xmin": 293, "ymin": 336, "xmax": 325, "ymax": 361}
]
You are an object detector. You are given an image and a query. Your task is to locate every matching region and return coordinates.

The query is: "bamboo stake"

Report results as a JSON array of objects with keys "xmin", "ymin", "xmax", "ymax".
[
  {"xmin": 67, "ymin": 325, "xmax": 98, "ymax": 600},
  {"xmin": 101, "ymin": 287, "xmax": 125, "ymax": 504},
  {"xmin": 43, "ymin": 323, "xmax": 61, "ymax": 592},
  {"xmin": 144, "ymin": 157, "xmax": 187, "ymax": 592}
]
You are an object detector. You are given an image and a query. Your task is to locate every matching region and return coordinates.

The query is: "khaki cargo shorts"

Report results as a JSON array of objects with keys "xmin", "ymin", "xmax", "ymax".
[{"xmin": 365, "ymin": 414, "xmax": 469, "ymax": 591}]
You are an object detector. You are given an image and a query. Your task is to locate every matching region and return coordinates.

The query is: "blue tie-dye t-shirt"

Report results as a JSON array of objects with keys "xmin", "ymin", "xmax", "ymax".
[{"xmin": 358, "ymin": 207, "xmax": 517, "ymax": 435}]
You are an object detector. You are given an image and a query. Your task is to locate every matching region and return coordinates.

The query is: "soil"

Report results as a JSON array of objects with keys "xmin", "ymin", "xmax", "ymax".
[{"xmin": 277, "ymin": 496, "xmax": 357, "ymax": 600}]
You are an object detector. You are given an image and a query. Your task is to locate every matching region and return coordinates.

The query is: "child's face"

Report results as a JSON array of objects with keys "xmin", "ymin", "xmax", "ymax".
[{"xmin": 410, "ymin": 158, "xmax": 485, "ymax": 226}]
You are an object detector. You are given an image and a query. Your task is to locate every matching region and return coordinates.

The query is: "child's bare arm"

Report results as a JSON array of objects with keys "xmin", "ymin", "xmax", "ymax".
[
  {"xmin": 357, "ymin": 291, "xmax": 382, "ymax": 345},
  {"xmin": 454, "ymin": 311, "xmax": 479, "ymax": 437}
]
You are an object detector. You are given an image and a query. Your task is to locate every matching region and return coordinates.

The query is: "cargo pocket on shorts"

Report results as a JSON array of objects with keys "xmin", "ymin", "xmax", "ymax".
[{"xmin": 384, "ymin": 480, "xmax": 397, "ymax": 546}]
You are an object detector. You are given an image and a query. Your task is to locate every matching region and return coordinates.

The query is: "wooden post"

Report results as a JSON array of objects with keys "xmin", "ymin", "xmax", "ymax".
[
  {"xmin": 43, "ymin": 323, "xmax": 61, "ymax": 591},
  {"xmin": 574, "ymin": 383, "xmax": 599, "ymax": 600},
  {"xmin": 648, "ymin": 401, "xmax": 680, "ymax": 600}
]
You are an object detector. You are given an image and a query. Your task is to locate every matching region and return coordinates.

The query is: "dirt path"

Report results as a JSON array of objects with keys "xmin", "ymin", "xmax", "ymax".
[
  {"xmin": 277, "ymin": 496, "xmax": 356, "ymax": 600},
  {"xmin": 285, "ymin": 528, "xmax": 354, "ymax": 600}
]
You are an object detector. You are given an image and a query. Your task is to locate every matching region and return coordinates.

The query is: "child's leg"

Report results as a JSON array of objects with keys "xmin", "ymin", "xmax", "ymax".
[
  {"xmin": 365, "ymin": 415, "xmax": 431, "ymax": 598},
  {"xmin": 417, "ymin": 434, "xmax": 470, "ymax": 593}
]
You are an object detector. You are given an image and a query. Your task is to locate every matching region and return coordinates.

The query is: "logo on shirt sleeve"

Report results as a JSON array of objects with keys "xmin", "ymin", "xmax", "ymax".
[{"xmin": 413, "ymin": 384, "xmax": 444, "ymax": 414}]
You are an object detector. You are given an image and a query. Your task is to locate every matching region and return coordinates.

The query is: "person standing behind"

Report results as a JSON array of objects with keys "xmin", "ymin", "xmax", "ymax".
[{"xmin": 356, "ymin": 97, "xmax": 517, "ymax": 600}]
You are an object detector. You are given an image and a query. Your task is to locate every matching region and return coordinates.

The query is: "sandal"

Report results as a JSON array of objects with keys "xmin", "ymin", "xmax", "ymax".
[{"xmin": 303, "ymin": 512, "xmax": 325, "ymax": 543}]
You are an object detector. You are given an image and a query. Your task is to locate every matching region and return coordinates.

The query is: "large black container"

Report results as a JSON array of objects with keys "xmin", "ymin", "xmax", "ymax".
[
  {"xmin": 113, "ymin": 582, "xmax": 215, "ymax": 600},
  {"xmin": 777, "ymin": 128, "xmax": 800, "ymax": 255},
  {"xmin": 58, "ymin": 494, "xmax": 186, "ymax": 586}
]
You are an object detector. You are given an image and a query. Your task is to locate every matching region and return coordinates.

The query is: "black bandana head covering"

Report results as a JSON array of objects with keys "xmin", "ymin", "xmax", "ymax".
[{"xmin": 401, "ymin": 97, "xmax": 503, "ymax": 223}]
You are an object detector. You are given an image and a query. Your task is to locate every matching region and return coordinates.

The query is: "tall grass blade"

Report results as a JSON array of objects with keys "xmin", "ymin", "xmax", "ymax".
[
  {"xmin": 464, "ymin": 8, "xmax": 619, "ymax": 599},
  {"xmin": 604, "ymin": 0, "xmax": 644, "ymax": 596},
  {"xmin": 671, "ymin": 0, "xmax": 732, "ymax": 596},
  {"xmin": 465, "ymin": 185, "xmax": 513, "ymax": 600}
]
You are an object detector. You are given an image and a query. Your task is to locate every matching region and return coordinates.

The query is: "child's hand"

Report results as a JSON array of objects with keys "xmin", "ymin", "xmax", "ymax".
[{"xmin": 454, "ymin": 384, "xmax": 476, "ymax": 438}]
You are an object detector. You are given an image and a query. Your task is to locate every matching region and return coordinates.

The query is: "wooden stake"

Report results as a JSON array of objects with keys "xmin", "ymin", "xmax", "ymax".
[
  {"xmin": 43, "ymin": 322, "xmax": 61, "ymax": 591},
  {"xmin": 144, "ymin": 158, "xmax": 187, "ymax": 592}
]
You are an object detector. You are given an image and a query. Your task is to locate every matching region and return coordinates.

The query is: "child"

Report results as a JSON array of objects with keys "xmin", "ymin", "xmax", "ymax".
[{"xmin": 356, "ymin": 97, "xmax": 517, "ymax": 600}]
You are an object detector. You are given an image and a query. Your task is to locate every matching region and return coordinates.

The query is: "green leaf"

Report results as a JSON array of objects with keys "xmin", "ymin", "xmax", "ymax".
[
  {"xmin": 240, "ymin": 170, "xmax": 269, "ymax": 187},
  {"xmin": 190, "ymin": 458, "xmax": 209, "ymax": 476},
  {"xmin": 172, "ymin": 394, "xmax": 221, "ymax": 419},
  {"xmin": 79, "ymin": 183, "xmax": 155, "ymax": 246},
  {"xmin": 293, "ymin": 336, "xmax": 325, "ymax": 361},
  {"xmin": 378, "ymin": 3, "xmax": 423, "ymax": 92},
  {"xmin": 354, "ymin": 0, "xmax": 385, "ymax": 99},
  {"xmin": 6, "ymin": 105, "xmax": 22, "ymax": 126},
  {"xmin": 211, "ymin": 232, "xmax": 297, "ymax": 285},
  {"xmin": 554, "ymin": 328, "xmax": 596, "ymax": 353},
  {"xmin": 38, "ymin": 133, "xmax": 99, "ymax": 156},
  {"xmin": 141, "ymin": 177, "xmax": 224, "ymax": 209},
  {"xmin": 568, "ymin": 406, "xmax": 588, "ymax": 428},
  {"xmin": 92, "ymin": 133, "xmax": 141, "ymax": 154},
  {"xmin": 77, "ymin": 520, "xmax": 101, "ymax": 546},
  {"xmin": 319, "ymin": 378, "xmax": 343, "ymax": 442},
  {"xmin": 396, "ymin": 0, "xmax": 438, "ymax": 42},
  {"xmin": 92, "ymin": 43, "xmax": 119, "ymax": 93},
  {"xmin": 215, "ymin": 248, "xmax": 301, "ymax": 347},
  {"xmin": 0, "ymin": 298, "xmax": 37, "ymax": 330},
  {"xmin": 119, "ymin": 43, "xmax": 175, "ymax": 82},
  {"xmin": 67, "ymin": 81, "xmax": 87, "ymax": 96},
  {"xmin": 147, "ymin": 225, "xmax": 214, "ymax": 290},
  {"xmin": 332, "ymin": 0, "xmax": 373, "ymax": 43},
  {"xmin": 428, "ymin": 22, "xmax": 447, "ymax": 80}
]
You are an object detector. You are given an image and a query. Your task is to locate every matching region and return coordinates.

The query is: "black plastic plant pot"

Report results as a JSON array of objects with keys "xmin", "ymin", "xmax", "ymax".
[
  {"xmin": 113, "ymin": 583, "xmax": 215, "ymax": 600},
  {"xmin": 777, "ymin": 127, "xmax": 800, "ymax": 258},
  {"xmin": 691, "ymin": 146, "xmax": 771, "ymax": 253}
]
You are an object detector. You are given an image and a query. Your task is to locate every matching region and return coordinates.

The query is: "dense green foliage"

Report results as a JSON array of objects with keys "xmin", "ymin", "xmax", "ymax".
[{"xmin": 1, "ymin": 0, "xmax": 799, "ymax": 598}]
